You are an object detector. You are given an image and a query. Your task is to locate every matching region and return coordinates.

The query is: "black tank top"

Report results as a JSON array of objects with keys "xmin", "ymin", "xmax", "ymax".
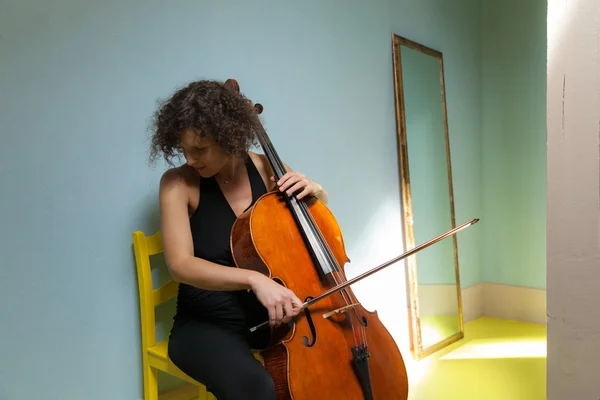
[{"xmin": 173, "ymin": 155, "xmax": 268, "ymax": 322}]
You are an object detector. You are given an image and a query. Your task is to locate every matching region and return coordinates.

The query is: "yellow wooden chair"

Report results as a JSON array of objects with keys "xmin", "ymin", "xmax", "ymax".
[{"xmin": 132, "ymin": 229, "xmax": 215, "ymax": 400}]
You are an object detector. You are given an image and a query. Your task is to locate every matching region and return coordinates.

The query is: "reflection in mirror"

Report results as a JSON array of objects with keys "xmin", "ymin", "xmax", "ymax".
[{"xmin": 392, "ymin": 34, "xmax": 463, "ymax": 359}]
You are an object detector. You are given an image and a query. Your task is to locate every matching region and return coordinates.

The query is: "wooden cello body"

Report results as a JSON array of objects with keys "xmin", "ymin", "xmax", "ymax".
[{"xmin": 226, "ymin": 79, "xmax": 409, "ymax": 400}]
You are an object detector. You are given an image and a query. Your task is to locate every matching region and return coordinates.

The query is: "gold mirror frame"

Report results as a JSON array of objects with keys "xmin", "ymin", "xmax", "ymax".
[{"xmin": 391, "ymin": 34, "xmax": 464, "ymax": 360}]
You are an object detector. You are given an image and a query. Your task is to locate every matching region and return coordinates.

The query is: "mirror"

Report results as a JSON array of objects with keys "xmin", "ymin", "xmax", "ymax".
[{"xmin": 391, "ymin": 34, "xmax": 464, "ymax": 359}]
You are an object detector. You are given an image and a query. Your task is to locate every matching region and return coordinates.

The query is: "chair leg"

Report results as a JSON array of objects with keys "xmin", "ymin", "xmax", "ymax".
[
  {"xmin": 143, "ymin": 364, "xmax": 159, "ymax": 400},
  {"xmin": 206, "ymin": 391, "xmax": 217, "ymax": 400},
  {"xmin": 197, "ymin": 384, "xmax": 214, "ymax": 400}
]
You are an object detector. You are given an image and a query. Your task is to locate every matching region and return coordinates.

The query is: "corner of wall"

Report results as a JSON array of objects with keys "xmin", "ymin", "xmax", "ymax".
[
  {"xmin": 482, "ymin": 282, "xmax": 546, "ymax": 325},
  {"xmin": 461, "ymin": 282, "xmax": 546, "ymax": 325},
  {"xmin": 462, "ymin": 283, "xmax": 484, "ymax": 323}
]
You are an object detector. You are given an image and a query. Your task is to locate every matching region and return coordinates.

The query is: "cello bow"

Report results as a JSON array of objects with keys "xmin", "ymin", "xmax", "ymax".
[{"xmin": 250, "ymin": 217, "xmax": 479, "ymax": 332}]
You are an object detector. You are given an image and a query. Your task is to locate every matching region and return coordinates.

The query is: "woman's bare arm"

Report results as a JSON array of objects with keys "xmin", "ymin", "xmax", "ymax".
[{"xmin": 158, "ymin": 169, "xmax": 259, "ymax": 290}]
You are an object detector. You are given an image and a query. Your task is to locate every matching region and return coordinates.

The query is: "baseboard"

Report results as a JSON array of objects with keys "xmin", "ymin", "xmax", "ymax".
[
  {"xmin": 418, "ymin": 284, "xmax": 462, "ymax": 317},
  {"xmin": 481, "ymin": 282, "xmax": 547, "ymax": 325},
  {"xmin": 460, "ymin": 282, "xmax": 546, "ymax": 325},
  {"xmin": 415, "ymin": 283, "xmax": 484, "ymax": 324}
]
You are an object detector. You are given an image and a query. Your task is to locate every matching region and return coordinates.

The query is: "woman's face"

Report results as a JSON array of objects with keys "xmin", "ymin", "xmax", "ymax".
[{"xmin": 178, "ymin": 128, "xmax": 229, "ymax": 178}]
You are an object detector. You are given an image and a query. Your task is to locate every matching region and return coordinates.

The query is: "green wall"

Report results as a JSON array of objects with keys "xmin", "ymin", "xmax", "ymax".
[{"xmin": 481, "ymin": 0, "xmax": 547, "ymax": 289}]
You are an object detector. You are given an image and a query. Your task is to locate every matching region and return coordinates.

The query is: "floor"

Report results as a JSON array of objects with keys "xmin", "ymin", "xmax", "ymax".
[
  {"xmin": 159, "ymin": 316, "xmax": 547, "ymax": 400},
  {"xmin": 408, "ymin": 316, "xmax": 546, "ymax": 400}
]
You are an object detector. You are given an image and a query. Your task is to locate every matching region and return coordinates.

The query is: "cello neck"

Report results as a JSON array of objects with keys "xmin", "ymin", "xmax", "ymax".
[
  {"xmin": 254, "ymin": 124, "xmax": 288, "ymax": 182},
  {"xmin": 253, "ymin": 110, "xmax": 339, "ymax": 276},
  {"xmin": 222, "ymin": 78, "xmax": 339, "ymax": 276}
]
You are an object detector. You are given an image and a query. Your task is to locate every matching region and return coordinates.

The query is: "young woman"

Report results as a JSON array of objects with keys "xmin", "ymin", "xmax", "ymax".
[{"xmin": 148, "ymin": 80, "xmax": 329, "ymax": 400}]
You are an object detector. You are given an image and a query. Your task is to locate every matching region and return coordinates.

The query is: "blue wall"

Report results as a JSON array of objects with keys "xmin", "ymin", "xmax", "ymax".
[
  {"xmin": 0, "ymin": 1, "xmax": 482, "ymax": 398},
  {"xmin": 481, "ymin": 0, "xmax": 547, "ymax": 289}
]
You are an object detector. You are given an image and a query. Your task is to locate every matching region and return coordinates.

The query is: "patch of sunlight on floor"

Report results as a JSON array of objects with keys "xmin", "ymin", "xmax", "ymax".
[{"xmin": 408, "ymin": 316, "xmax": 547, "ymax": 400}]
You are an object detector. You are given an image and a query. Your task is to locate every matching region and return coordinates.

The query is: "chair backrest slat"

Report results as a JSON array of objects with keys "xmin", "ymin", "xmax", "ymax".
[
  {"xmin": 153, "ymin": 280, "xmax": 179, "ymax": 305},
  {"xmin": 132, "ymin": 230, "xmax": 178, "ymax": 348},
  {"xmin": 145, "ymin": 231, "xmax": 164, "ymax": 256}
]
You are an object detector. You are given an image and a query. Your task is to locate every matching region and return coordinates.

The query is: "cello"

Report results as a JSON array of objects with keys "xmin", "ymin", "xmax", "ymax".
[{"xmin": 224, "ymin": 78, "xmax": 478, "ymax": 399}]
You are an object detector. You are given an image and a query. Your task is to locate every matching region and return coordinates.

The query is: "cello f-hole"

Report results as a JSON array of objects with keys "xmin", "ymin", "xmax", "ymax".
[
  {"xmin": 352, "ymin": 308, "xmax": 368, "ymax": 328},
  {"xmin": 301, "ymin": 296, "xmax": 317, "ymax": 347}
]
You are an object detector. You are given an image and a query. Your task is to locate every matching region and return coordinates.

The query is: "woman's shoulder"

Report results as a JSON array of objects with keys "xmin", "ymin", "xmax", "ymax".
[
  {"xmin": 159, "ymin": 164, "xmax": 199, "ymax": 194},
  {"xmin": 248, "ymin": 151, "xmax": 276, "ymax": 191}
]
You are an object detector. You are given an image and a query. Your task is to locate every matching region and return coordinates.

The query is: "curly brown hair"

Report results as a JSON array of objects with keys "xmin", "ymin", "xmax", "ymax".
[{"xmin": 148, "ymin": 79, "xmax": 261, "ymax": 166}]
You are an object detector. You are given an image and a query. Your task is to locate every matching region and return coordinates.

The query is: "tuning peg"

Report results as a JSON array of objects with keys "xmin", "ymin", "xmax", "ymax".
[{"xmin": 224, "ymin": 78, "xmax": 240, "ymax": 93}]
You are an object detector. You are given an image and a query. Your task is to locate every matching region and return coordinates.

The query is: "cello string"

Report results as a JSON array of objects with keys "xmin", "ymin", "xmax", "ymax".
[
  {"xmin": 244, "ymin": 89, "xmax": 371, "ymax": 350},
  {"xmin": 333, "ymin": 271, "xmax": 364, "ymax": 345},
  {"xmin": 253, "ymin": 125, "xmax": 357, "ymax": 313},
  {"xmin": 255, "ymin": 119, "xmax": 366, "ymax": 348},
  {"xmin": 257, "ymin": 127, "xmax": 344, "ymax": 280},
  {"xmin": 295, "ymin": 196, "xmax": 366, "ymax": 346},
  {"xmin": 337, "ymin": 270, "xmax": 368, "ymax": 347},
  {"xmin": 296, "ymin": 200, "xmax": 366, "ymax": 340}
]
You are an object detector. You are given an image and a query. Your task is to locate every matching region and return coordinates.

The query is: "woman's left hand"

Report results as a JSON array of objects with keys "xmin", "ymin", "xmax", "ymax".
[{"xmin": 271, "ymin": 172, "xmax": 323, "ymax": 200}]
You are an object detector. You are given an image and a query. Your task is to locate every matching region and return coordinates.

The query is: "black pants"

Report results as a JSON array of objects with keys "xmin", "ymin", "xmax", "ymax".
[{"xmin": 168, "ymin": 290, "xmax": 277, "ymax": 400}]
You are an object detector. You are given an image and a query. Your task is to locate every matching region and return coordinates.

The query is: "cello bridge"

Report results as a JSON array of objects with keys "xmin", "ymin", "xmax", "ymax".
[{"xmin": 322, "ymin": 303, "xmax": 359, "ymax": 319}]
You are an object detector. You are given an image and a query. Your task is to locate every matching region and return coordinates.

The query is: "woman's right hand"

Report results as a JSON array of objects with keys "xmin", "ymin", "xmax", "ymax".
[{"xmin": 248, "ymin": 273, "xmax": 303, "ymax": 327}]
